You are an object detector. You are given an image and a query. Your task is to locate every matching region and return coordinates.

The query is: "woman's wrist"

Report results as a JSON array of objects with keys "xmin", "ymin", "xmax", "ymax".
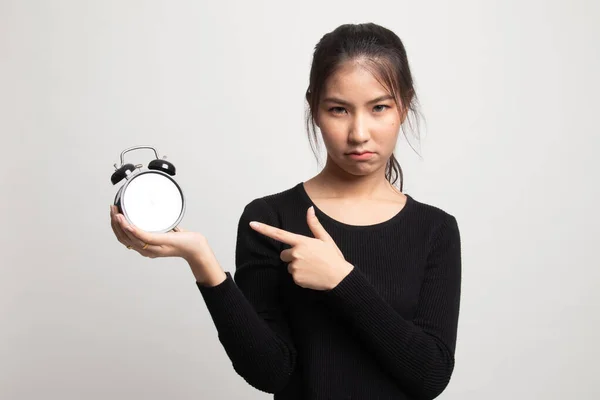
[
  {"xmin": 186, "ymin": 251, "xmax": 227, "ymax": 287},
  {"xmin": 197, "ymin": 269, "xmax": 227, "ymax": 287}
]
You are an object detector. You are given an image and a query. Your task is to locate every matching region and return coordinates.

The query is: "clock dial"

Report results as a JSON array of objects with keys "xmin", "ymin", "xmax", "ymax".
[{"xmin": 122, "ymin": 172, "xmax": 184, "ymax": 232}]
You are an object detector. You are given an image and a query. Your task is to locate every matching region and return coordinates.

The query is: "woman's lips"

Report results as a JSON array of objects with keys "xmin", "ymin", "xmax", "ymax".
[{"xmin": 347, "ymin": 152, "xmax": 374, "ymax": 160}]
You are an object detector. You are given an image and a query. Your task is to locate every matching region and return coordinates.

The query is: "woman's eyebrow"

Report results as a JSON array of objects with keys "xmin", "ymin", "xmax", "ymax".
[{"xmin": 322, "ymin": 94, "xmax": 394, "ymax": 106}]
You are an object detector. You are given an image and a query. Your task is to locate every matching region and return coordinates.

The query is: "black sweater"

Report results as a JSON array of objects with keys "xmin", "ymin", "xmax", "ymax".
[{"xmin": 197, "ymin": 182, "xmax": 462, "ymax": 399}]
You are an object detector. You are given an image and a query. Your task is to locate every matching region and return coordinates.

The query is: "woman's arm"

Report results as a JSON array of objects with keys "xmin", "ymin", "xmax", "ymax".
[
  {"xmin": 322, "ymin": 214, "xmax": 462, "ymax": 400},
  {"xmin": 195, "ymin": 198, "xmax": 297, "ymax": 394}
]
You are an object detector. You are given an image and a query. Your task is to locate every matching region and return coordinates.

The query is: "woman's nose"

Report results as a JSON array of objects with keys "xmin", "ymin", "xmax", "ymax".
[{"xmin": 348, "ymin": 115, "xmax": 371, "ymax": 142}]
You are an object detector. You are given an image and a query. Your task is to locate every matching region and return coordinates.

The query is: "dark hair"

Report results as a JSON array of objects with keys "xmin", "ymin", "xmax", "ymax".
[{"xmin": 305, "ymin": 23, "xmax": 423, "ymax": 192}]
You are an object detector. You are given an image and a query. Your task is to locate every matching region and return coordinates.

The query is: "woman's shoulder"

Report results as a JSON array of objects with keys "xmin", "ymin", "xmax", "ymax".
[
  {"xmin": 408, "ymin": 193, "xmax": 457, "ymax": 223},
  {"xmin": 238, "ymin": 183, "xmax": 304, "ymax": 222},
  {"xmin": 407, "ymin": 195, "xmax": 461, "ymax": 253},
  {"xmin": 244, "ymin": 182, "xmax": 458, "ymax": 229},
  {"xmin": 243, "ymin": 182, "xmax": 304, "ymax": 210}
]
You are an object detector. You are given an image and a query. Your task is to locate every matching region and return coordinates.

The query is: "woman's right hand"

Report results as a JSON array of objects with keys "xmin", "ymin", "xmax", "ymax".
[{"xmin": 109, "ymin": 205, "xmax": 213, "ymax": 265}]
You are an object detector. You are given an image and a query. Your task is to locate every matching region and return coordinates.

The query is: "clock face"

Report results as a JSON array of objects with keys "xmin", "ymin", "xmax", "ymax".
[{"xmin": 122, "ymin": 172, "xmax": 184, "ymax": 232}]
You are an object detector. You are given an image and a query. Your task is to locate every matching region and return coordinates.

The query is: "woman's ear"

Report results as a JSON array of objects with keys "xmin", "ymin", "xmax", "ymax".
[
  {"xmin": 398, "ymin": 106, "xmax": 408, "ymax": 124},
  {"xmin": 395, "ymin": 97, "xmax": 409, "ymax": 125},
  {"xmin": 398, "ymin": 90, "xmax": 414, "ymax": 124},
  {"xmin": 306, "ymin": 90, "xmax": 321, "ymax": 129}
]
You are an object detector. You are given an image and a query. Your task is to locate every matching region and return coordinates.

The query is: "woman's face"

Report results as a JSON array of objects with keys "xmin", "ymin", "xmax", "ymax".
[{"xmin": 315, "ymin": 61, "xmax": 403, "ymax": 175}]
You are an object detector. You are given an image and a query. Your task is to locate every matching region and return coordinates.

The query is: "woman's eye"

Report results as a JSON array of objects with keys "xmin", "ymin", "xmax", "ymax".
[
  {"xmin": 329, "ymin": 107, "xmax": 346, "ymax": 114},
  {"xmin": 374, "ymin": 105, "xmax": 389, "ymax": 112},
  {"xmin": 328, "ymin": 105, "xmax": 389, "ymax": 114}
]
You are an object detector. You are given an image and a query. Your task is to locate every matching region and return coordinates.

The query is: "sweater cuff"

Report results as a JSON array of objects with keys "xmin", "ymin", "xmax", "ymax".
[
  {"xmin": 196, "ymin": 271, "xmax": 233, "ymax": 293},
  {"xmin": 322, "ymin": 267, "xmax": 380, "ymax": 314},
  {"xmin": 195, "ymin": 272, "xmax": 239, "ymax": 328}
]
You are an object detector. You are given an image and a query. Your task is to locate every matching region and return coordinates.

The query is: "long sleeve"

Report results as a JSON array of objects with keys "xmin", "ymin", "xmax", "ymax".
[
  {"xmin": 196, "ymin": 198, "xmax": 297, "ymax": 394},
  {"xmin": 321, "ymin": 214, "xmax": 462, "ymax": 400}
]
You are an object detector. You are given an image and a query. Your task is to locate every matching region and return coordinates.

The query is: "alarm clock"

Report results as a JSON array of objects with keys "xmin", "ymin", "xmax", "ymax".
[{"xmin": 111, "ymin": 145, "xmax": 186, "ymax": 233}]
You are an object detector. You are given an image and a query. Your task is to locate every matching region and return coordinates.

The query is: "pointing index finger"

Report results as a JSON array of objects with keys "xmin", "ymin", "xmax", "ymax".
[{"xmin": 249, "ymin": 221, "xmax": 304, "ymax": 246}]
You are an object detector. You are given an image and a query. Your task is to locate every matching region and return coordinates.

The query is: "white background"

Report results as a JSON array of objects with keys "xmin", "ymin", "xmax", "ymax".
[{"xmin": 1, "ymin": 0, "xmax": 599, "ymax": 398}]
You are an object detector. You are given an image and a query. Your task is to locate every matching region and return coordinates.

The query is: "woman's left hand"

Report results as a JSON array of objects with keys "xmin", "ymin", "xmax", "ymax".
[{"xmin": 249, "ymin": 206, "xmax": 354, "ymax": 291}]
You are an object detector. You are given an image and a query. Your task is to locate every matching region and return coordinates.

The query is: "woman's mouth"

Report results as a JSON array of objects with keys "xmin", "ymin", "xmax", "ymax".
[{"xmin": 347, "ymin": 152, "xmax": 374, "ymax": 160}]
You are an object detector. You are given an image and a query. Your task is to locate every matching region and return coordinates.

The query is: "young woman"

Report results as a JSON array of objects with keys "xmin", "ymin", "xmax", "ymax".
[{"xmin": 110, "ymin": 22, "xmax": 462, "ymax": 400}]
